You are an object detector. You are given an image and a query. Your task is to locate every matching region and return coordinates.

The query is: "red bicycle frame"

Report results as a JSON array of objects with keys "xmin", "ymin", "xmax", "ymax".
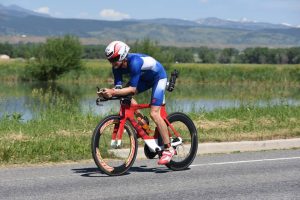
[{"xmin": 111, "ymin": 101, "xmax": 181, "ymax": 152}]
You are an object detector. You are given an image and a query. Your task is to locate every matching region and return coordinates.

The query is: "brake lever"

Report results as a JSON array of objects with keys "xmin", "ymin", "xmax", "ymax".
[
  {"xmin": 96, "ymin": 98, "xmax": 103, "ymax": 106},
  {"xmin": 96, "ymin": 86, "xmax": 106, "ymax": 106}
]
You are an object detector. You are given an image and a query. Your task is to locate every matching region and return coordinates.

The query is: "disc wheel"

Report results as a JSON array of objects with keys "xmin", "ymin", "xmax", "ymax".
[{"xmin": 165, "ymin": 112, "xmax": 198, "ymax": 170}]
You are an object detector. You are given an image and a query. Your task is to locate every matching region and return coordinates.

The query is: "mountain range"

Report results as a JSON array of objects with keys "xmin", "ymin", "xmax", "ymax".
[{"xmin": 1, "ymin": 4, "xmax": 300, "ymax": 47}]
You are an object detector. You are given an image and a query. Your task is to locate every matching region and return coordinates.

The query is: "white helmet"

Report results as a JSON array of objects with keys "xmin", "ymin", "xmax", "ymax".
[{"xmin": 105, "ymin": 41, "xmax": 130, "ymax": 62}]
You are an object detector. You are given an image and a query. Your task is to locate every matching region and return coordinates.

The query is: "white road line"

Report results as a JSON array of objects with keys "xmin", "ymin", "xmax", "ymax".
[{"xmin": 190, "ymin": 156, "xmax": 300, "ymax": 167}]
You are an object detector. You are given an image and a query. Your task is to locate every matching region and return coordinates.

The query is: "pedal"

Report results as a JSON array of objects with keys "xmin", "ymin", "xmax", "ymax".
[{"xmin": 171, "ymin": 137, "xmax": 183, "ymax": 147}]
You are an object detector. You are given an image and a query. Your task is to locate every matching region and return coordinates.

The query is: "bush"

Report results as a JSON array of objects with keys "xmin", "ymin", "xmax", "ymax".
[{"xmin": 26, "ymin": 35, "xmax": 83, "ymax": 81}]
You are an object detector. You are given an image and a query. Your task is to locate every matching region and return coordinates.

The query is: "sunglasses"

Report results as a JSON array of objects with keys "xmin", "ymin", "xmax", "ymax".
[{"xmin": 108, "ymin": 55, "xmax": 121, "ymax": 63}]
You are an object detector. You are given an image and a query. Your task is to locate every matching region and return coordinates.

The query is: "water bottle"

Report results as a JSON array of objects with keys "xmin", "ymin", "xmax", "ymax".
[
  {"xmin": 137, "ymin": 115, "xmax": 152, "ymax": 134},
  {"xmin": 167, "ymin": 70, "xmax": 179, "ymax": 92}
]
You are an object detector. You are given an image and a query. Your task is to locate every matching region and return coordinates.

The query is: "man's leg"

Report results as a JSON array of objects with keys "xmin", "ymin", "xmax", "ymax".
[
  {"xmin": 150, "ymin": 105, "xmax": 170, "ymax": 145},
  {"xmin": 149, "ymin": 78, "xmax": 175, "ymax": 165},
  {"xmin": 151, "ymin": 105, "xmax": 175, "ymax": 165}
]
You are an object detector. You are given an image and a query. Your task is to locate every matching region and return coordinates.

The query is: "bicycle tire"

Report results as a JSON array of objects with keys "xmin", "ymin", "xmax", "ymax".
[
  {"xmin": 91, "ymin": 115, "xmax": 138, "ymax": 176},
  {"xmin": 166, "ymin": 112, "xmax": 198, "ymax": 170}
]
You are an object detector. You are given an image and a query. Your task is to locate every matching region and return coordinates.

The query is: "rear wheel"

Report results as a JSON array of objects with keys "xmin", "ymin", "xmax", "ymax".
[
  {"xmin": 91, "ymin": 115, "xmax": 138, "ymax": 176},
  {"xmin": 166, "ymin": 112, "xmax": 198, "ymax": 170}
]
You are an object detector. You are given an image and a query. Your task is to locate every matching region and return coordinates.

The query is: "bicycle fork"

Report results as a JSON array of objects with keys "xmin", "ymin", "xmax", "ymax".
[{"xmin": 110, "ymin": 118, "xmax": 125, "ymax": 148}]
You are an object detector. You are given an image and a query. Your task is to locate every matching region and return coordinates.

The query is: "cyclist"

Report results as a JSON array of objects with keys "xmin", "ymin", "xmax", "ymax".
[{"xmin": 98, "ymin": 40, "xmax": 175, "ymax": 165}]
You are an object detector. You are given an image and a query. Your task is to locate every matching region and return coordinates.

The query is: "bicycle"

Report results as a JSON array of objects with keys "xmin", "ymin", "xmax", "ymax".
[{"xmin": 91, "ymin": 70, "xmax": 198, "ymax": 176}]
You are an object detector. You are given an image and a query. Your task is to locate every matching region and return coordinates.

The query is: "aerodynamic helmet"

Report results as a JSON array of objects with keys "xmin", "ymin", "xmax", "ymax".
[{"xmin": 105, "ymin": 41, "xmax": 130, "ymax": 62}]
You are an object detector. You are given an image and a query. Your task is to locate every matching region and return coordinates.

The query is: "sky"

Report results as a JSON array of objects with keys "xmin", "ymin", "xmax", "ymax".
[{"xmin": 1, "ymin": 0, "xmax": 300, "ymax": 26}]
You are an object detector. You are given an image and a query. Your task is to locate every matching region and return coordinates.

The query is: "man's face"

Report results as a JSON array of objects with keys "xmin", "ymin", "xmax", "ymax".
[
  {"xmin": 111, "ymin": 61, "xmax": 122, "ymax": 69},
  {"xmin": 111, "ymin": 60, "xmax": 126, "ymax": 69}
]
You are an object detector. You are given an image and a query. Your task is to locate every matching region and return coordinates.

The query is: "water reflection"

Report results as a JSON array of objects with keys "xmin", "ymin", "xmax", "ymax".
[{"xmin": 0, "ymin": 96, "xmax": 33, "ymax": 120}]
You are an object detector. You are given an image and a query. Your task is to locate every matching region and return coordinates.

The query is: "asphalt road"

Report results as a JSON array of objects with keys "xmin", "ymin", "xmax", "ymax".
[{"xmin": 1, "ymin": 149, "xmax": 299, "ymax": 200}]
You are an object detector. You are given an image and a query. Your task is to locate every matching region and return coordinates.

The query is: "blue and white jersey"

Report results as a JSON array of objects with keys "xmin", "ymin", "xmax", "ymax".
[{"xmin": 112, "ymin": 53, "xmax": 167, "ymax": 88}]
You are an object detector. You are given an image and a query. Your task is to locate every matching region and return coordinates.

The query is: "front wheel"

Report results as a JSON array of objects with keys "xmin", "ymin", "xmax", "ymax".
[
  {"xmin": 91, "ymin": 115, "xmax": 138, "ymax": 176},
  {"xmin": 166, "ymin": 112, "xmax": 198, "ymax": 170}
]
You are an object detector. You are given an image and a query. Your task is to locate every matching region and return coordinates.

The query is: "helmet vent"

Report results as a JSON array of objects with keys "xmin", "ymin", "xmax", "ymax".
[{"xmin": 106, "ymin": 51, "xmax": 113, "ymax": 58}]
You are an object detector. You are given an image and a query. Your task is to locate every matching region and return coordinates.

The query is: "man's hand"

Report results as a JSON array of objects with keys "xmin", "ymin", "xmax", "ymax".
[
  {"xmin": 97, "ymin": 88, "xmax": 105, "ymax": 97},
  {"xmin": 102, "ymin": 88, "xmax": 115, "ymax": 98}
]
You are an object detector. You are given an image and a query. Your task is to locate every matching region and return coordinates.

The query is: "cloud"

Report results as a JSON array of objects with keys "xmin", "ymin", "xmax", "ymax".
[
  {"xmin": 99, "ymin": 9, "xmax": 130, "ymax": 20},
  {"xmin": 34, "ymin": 7, "xmax": 50, "ymax": 14}
]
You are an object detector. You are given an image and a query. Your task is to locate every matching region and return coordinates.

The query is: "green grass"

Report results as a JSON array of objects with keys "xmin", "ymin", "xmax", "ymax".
[
  {"xmin": 0, "ymin": 90, "xmax": 96, "ymax": 164},
  {"xmin": 1, "ymin": 59, "xmax": 300, "ymax": 84},
  {"xmin": 191, "ymin": 104, "xmax": 300, "ymax": 142},
  {"xmin": 170, "ymin": 63, "xmax": 300, "ymax": 84},
  {"xmin": 1, "ymin": 91, "xmax": 299, "ymax": 165}
]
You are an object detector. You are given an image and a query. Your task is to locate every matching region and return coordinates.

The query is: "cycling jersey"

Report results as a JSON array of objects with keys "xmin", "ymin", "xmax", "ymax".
[{"xmin": 112, "ymin": 53, "xmax": 167, "ymax": 106}]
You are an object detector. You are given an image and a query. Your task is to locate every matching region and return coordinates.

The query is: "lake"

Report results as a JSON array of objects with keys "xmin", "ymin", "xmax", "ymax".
[{"xmin": 1, "ymin": 82, "xmax": 299, "ymax": 121}]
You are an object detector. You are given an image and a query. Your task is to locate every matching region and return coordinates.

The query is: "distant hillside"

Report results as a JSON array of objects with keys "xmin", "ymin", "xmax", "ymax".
[
  {"xmin": 195, "ymin": 17, "xmax": 290, "ymax": 30},
  {"xmin": 1, "ymin": 4, "xmax": 300, "ymax": 47},
  {"xmin": 0, "ymin": 4, "xmax": 50, "ymax": 18}
]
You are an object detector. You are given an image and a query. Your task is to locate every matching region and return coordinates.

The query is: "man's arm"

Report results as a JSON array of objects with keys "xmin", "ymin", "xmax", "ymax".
[
  {"xmin": 113, "ymin": 86, "xmax": 137, "ymax": 96},
  {"xmin": 102, "ymin": 86, "xmax": 136, "ymax": 98}
]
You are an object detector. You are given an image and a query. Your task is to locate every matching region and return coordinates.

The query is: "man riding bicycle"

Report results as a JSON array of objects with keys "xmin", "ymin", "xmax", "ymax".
[{"xmin": 98, "ymin": 40, "xmax": 175, "ymax": 165}]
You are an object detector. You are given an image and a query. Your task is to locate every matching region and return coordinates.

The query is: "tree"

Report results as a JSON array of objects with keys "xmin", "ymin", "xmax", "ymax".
[
  {"xmin": 83, "ymin": 45, "xmax": 106, "ymax": 59},
  {"xmin": 0, "ymin": 42, "xmax": 13, "ymax": 56},
  {"xmin": 268, "ymin": 48, "xmax": 288, "ymax": 64},
  {"xmin": 12, "ymin": 43, "xmax": 40, "ymax": 59},
  {"xmin": 26, "ymin": 35, "xmax": 83, "ymax": 81},
  {"xmin": 242, "ymin": 48, "xmax": 259, "ymax": 63},
  {"xmin": 287, "ymin": 47, "xmax": 300, "ymax": 64},
  {"xmin": 198, "ymin": 47, "xmax": 216, "ymax": 63},
  {"xmin": 218, "ymin": 48, "xmax": 239, "ymax": 63},
  {"xmin": 172, "ymin": 48, "xmax": 194, "ymax": 63}
]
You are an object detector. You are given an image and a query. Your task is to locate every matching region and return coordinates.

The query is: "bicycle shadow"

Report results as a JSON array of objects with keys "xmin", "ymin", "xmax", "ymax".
[
  {"xmin": 130, "ymin": 165, "xmax": 172, "ymax": 174},
  {"xmin": 71, "ymin": 165, "xmax": 175, "ymax": 177},
  {"xmin": 71, "ymin": 167, "xmax": 108, "ymax": 178}
]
